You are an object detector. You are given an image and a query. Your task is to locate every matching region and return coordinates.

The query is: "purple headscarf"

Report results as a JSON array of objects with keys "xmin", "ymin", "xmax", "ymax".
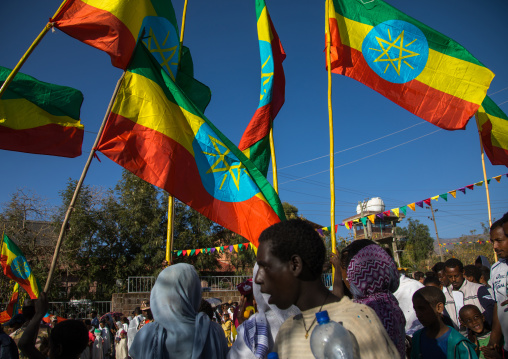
[{"xmin": 347, "ymin": 244, "xmax": 406, "ymax": 359}]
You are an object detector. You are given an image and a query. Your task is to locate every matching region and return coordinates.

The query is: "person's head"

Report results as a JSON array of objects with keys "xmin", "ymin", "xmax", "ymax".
[
  {"xmin": 479, "ymin": 266, "xmax": 490, "ymax": 285},
  {"xmin": 491, "ymin": 212, "xmax": 508, "ymax": 259},
  {"xmin": 423, "ymin": 276, "xmax": 442, "ymax": 290},
  {"xmin": 141, "ymin": 301, "xmax": 153, "ymax": 320},
  {"xmin": 464, "ymin": 264, "xmax": 481, "ymax": 284},
  {"xmin": 339, "ymin": 239, "xmax": 376, "ymax": 289},
  {"xmin": 198, "ymin": 299, "xmax": 214, "ymax": 320},
  {"xmin": 91, "ymin": 311, "xmax": 97, "ymax": 319},
  {"xmin": 119, "ymin": 330, "xmax": 127, "ymax": 339},
  {"xmin": 49, "ymin": 320, "xmax": 89, "ymax": 359},
  {"xmin": 425, "ymin": 271, "xmax": 436, "ymax": 279},
  {"xmin": 5, "ymin": 313, "xmax": 26, "ymax": 331},
  {"xmin": 133, "ymin": 307, "xmax": 142, "ymax": 316},
  {"xmin": 432, "ymin": 262, "xmax": 450, "ymax": 287},
  {"xmin": 444, "ymin": 258, "xmax": 465, "ymax": 290},
  {"xmin": 255, "ymin": 219, "xmax": 326, "ymax": 309},
  {"xmin": 413, "ymin": 271, "xmax": 425, "ymax": 283},
  {"xmin": 99, "ymin": 319, "xmax": 106, "ymax": 328},
  {"xmin": 343, "ymin": 242, "xmax": 399, "ymax": 299},
  {"xmin": 412, "ymin": 286, "xmax": 446, "ymax": 328},
  {"xmin": 22, "ymin": 299, "xmax": 35, "ymax": 321},
  {"xmin": 122, "ymin": 317, "xmax": 129, "ymax": 324},
  {"xmin": 459, "ymin": 305, "xmax": 485, "ymax": 335}
]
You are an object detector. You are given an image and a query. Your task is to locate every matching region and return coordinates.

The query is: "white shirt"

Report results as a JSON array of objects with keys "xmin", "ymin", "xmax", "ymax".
[
  {"xmin": 393, "ymin": 274, "xmax": 424, "ymax": 335},
  {"xmin": 489, "ymin": 260, "xmax": 508, "ymax": 350},
  {"xmin": 451, "ymin": 290, "xmax": 465, "ymax": 321}
]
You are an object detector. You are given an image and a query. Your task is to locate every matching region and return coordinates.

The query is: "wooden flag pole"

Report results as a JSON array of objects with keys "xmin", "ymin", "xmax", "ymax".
[
  {"xmin": 44, "ymin": 73, "xmax": 125, "ymax": 292},
  {"xmin": 475, "ymin": 116, "xmax": 497, "ymax": 262},
  {"xmin": 0, "ymin": 0, "xmax": 68, "ymax": 99},
  {"xmin": 269, "ymin": 122, "xmax": 279, "ymax": 194},
  {"xmin": 325, "ymin": 0, "xmax": 337, "ymax": 280},
  {"xmin": 177, "ymin": 0, "xmax": 189, "ymax": 71}
]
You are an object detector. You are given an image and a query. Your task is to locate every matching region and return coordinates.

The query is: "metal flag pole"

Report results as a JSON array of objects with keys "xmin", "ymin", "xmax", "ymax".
[
  {"xmin": 0, "ymin": 0, "xmax": 68, "ymax": 99},
  {"xmin": 44, "ymin": 72, "xmax": 125, "ymax": 292},
  {"xmin": 325, "ymin": 0, "xmax": 337, "ymax": 280}
]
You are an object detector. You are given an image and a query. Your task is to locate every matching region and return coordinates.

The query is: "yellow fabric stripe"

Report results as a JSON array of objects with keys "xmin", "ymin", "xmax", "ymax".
[
  {"xmin": 334, "ymin": 13, "xmax": 493, "ymax": 105},
  {"xmin": 0, "ymin": 98, "xmax": 83, "ymax": 130},
  {"xmin": 82, "ymin": 0, "xmax": 157, "ymax": 38},
  {"xmin": 490, "ymin": 115, "xmax": 508, "ymax": 149},
  {"xmin": 112, "ymin": 72, "xmax": 205, "ymax": 156},
  {"xmin": 257, "ymin": 7, "xmax": 273, "ymax": 42}
]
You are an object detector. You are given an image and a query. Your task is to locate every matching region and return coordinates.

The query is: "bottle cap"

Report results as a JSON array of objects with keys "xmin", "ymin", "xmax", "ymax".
[
  {"xmin": 315, "ymin": 310, "xmax": 330, "ymax": 324},
  {"xmin": 267, "ymin": 352, "xmax": 279, "ymax": 359}
]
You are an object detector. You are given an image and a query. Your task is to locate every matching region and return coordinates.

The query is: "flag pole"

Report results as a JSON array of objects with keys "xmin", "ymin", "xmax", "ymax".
[
  {"xmin": 44, "ymin": 72, "xmax": 126, "ymax": 292},
  {"xmin": 269, "ymin": 122, "xmax": 279, "ymax": 193},
  {"xmin": 0, "ymin": 0, "xmax": 69, "ymax": 99},
  {"xmin": 475, "ymin": 116, "xmax": 497, "ymax": 262},
  {"xmin": 325, "ymin": 0, "xmax": 337, "ymax": 280}
]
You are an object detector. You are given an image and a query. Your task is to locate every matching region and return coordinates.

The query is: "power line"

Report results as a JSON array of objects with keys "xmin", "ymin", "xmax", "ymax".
[{"xmin": 489, "ymin": 86, "xmax": 508, "ymax": 96}]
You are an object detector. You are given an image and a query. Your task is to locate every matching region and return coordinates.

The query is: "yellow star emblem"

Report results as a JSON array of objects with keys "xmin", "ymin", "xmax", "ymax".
[
  {"xmin": 143, "ymin": 28, "xmax": 179, "ymax": 80},
  {"xmin": 260, "ymin": 55, "xmax": 273, "ymax": 101},
  {"xmin": 202, "ymin": 136, "xmax": 250, "ymax": 191},
  {"xmin": 369, "ymin": 28, "xmax": 419, "ymax": 76}
]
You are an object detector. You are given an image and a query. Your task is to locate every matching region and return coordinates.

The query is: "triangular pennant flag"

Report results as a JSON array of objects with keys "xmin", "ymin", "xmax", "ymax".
[
  {"xmin": 399, "ymin": 206, "xmax": 407, "ymax": 216},
  {"xmin": 348, "ymin": 221, "xmax": 353, "ymax": 229},
  {"xmin": 439, "ymin": 194, "xmax": 448, "ymax": 201},
  {"xmin": 431, "ymin": 196, "xmax": 439, "ymax": 201},
  {"xmin": 487, "ymin": 179, "xmax": 491, "ymax": 184},
  {"xmin": 177, "ymin": 250, "xmax": 182, "ymax": 257},
  {"xmin": 345, "ymin": 222, "xmax": 350, "ymax": 230},
  {"xmin": 229, "ymin": 245, "xmax": 234, "ymax": 252},
  {"xmin": 494, "ymin": 175, "xmax": 502, "ymax": 182},
  {"xmin": 448, "ymin": 190, "xmax": 456, "ymax": 198},
  {"xmin": 368, "ymin": 214, "xmax": 376, "ymax": 224},
  {"xmin": 211, "ymin": 248, "xmax": 216, "ymax": 253},
  {"xmin": 252, "ymin": 245, "xmax": 258, "ymax": 256},
  {"xmin": 376, "ymin": 213, "xmax": 384, "ymax": 219},
  {"xmin": 474, "ymin": 181, "xmax": 484, "ymax": 186},
  {"xmin": 335, "ymin": 224, "xmax": 339, "ymax": 233},
  {"xmin": 466, "ymin": 184, "xmax": 474, "ymax": 190},
  {"xmin": 353, "ymin": 219, "xmax": 360, "ymax": 223},
  {"xmin": 238, "ymin": 243, "xmax": 243, "ymax": 251},
  {"xmin": 221, "ymin": 246, "xmax": 225, "ymax": 251},
  {"xmin": 416, "ymin": 201, "xmax": 424, "ymax": 208},
  {"xmin": 423, "ymin": 198, "xmax": 431, "ymax": 206},
  {"xmin": 458, "ymin": 187, "xmax": 466, "ymax": 194},
  {"xmin": 195, "ymin": 249, "xmax": 201, "ymax": 255},
  {"xmin": 233, "ymin": 244, "xmax": 239, "ymax": 253},
  {"xmin": 383, "ymin": 210, "xmax": 391, "ymax": 217},
  {"xmin": 317, "ymin": 229, "xmax": 323, "ymax": 236},
  {"xmin": 325, "ymin": 226, "xmax": 331, "ymax": 232},
  {"xmin": 392, "ymin": 208, "xmax": 399, "ymax": 217},
  {"xmin": 215, "ymin": 246, "xmax": 221, "ymax": 253},
  {"xmin": 190, "ymin": 249, "xmax": 196, "ymax": 256},
  {"xmin": 408, "ymin": 203, "xmax": 416, "ymax": 211},
  {"xmin": 360, "ymin": 217, "xmax": 367, "ymax": 225}
]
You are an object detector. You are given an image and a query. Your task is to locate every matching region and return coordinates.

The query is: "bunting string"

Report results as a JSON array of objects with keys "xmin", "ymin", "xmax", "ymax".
[{"xmin": 173, "ymin": 242, "xmax": 255, "ymax": 257}]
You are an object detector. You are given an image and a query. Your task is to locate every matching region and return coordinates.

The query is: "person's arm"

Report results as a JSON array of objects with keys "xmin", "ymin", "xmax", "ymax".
[
  {"xmin": 487, "ymin": 304, "xmax": 502, "ymax": 349},
  {"xmin": 17, "ymin": 292, "xmax": 48, "ymax": 359},
  {"xmin": 478, "ymin": 286, "xmax": 496, "ymax": 327},
  {"xmin": 330, "ymin": 252, "xmax": 344, "ymax": 299}
]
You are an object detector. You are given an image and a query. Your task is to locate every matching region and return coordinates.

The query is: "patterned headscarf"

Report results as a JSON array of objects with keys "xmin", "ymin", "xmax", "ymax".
[{"xmin": 347, "ymin": 244, "xmax": 406, "ymax": 359}]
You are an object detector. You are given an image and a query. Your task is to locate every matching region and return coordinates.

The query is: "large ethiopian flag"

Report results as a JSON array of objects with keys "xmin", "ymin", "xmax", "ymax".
[
  {"xmin": 476, "ymin": 96, "xmax": 508, "ymax": 167},
  {"xmin": 97, "ymin": 43, "xmax": 285, "ymax": 246},
  {"xmin": 327, "ymin": 0, "xmax": 494, "ymax": 130},
  {"xmin": 0, "ymin": 235, "xmax": 40, "ymax": 299}
]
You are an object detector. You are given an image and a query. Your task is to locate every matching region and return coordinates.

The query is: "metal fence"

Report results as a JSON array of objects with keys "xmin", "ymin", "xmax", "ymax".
[
  {"xmin": 48, "ymin": 301, "xmax": 111, "ymax": 318},
  {"xmin": 127, "ymin": 273, "xmax": 334, "ymax": 293}
]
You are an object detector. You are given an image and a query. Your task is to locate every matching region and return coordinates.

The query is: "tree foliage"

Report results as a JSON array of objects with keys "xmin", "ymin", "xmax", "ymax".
[{"xmin": 395, "ymin": 218, "xmax": 434, "ymax": 269}]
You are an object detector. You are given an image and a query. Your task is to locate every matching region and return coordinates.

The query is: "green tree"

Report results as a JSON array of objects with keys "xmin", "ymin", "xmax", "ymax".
[{"xmin": 396, "ymin": 218, "xmax": 434, "ymax": 269}]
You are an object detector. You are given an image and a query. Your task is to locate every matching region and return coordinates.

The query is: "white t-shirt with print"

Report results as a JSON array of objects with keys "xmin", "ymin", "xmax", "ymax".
[{"xmin": 489, "ymin": 260, "xmax": 508, "ymax": 350}]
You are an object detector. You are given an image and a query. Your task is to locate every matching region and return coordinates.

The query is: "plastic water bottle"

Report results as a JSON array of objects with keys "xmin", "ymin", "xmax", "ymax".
[
  {"xmin": 310, "ymin": 310, "xmax": 355, "ymax": 359},
  {"xmin": 267, "ymin": 353, "xmax": 279, "ymax": 359}
]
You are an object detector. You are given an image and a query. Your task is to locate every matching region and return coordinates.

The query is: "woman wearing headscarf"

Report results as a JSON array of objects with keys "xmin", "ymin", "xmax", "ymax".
[
  {"xmin": 334, "ymin": 239, "xmax": 406, "ymax": 359},
  {"xmin": 129, "ymin": 263, "xmax": 229, "ymax": 359},
  {"xmin": 227, "ymin": 264, "xmax": 300, "ymax": 359}
]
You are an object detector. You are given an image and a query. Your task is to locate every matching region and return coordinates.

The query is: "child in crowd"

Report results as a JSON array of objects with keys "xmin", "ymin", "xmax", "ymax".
[
  {"xmin": 459, "ymin": 305, "xmax": 500, "ymax": 359},
  {"xmin": 92, "ymin": 329, "xmax": 103, "ymax": 359},
  {"xmin": 221, "ymin": 310, "xmax": 233, "ymax": 347},
  {"xmin": 115, "ymin": 330, "xmax": 128, "ymax": 359},
  {"xmin": 411, "ymin": 286, "xmax": 477, "ymax": 359}
]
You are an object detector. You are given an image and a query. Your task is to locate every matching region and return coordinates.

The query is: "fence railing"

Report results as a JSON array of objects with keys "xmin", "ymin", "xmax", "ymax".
[
  {"xmin": 127, "ymin": 273, "xmax": 334, "ymax": 293},
  {"xmin": 48, "ymin": 301, "xmax": 111, "ymax": 318}
]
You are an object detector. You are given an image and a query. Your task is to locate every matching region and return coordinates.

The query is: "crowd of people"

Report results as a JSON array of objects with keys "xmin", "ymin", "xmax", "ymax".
[{"xmin": 1, "ymin": 212, "xmax": 508, "ymax": 359}]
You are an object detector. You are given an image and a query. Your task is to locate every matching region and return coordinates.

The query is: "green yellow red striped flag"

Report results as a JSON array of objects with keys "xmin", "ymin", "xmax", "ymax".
[
  {"xmin": 238, "ymin": 0, "xmax": 286, "ymax": 177},
  {"xmin": 476, "ymin": 96, "xmax": 508, "ymax": 167},
  {"xmin": 97, "ymin": 43, "xmax": 285, "ymax": 246},
  {"xmin": 326, "ymin": 0, "xmax": 494, "ymax": 130},
  {"xmin": 52, "ymin": 0, "xmax": 180, "ymax": 71},
  {"xmin": 0, "ymin": 66, "xmax": 84, "ymax": 158},
  {"xmin": 0, "ymin": 283, "xmax": 20, "ymax": 324},
  {"xmin": 0, "ymin": 234, "xmax": 40, "ymax": 299}
]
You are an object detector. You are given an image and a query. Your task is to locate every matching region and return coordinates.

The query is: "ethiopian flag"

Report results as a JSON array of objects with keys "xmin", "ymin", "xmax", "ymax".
[
  {"xmin": 0, "ymin": 283, "xmax": 20, "ymax": 324},
  {"xmin": 476, "ymin": 96, "xmax": 508, "ymax": 167},
  {"xmin": 52, "ymin": 0, "xmax": 180, "ymax": 71},
  {"xmin": 238, "ymin": 0, "xmax": 286, "ymax": 177},
  {"xmin": 97, "ymin": 43, "xmax": 285, "ymax": 246},
  {"xmin": 1, "ymin": 235, "xmax": 40, "ymax": 299},
  {"xmin": 326, "ymin": 0, "xmax": 494, "ymax": 130},
  {"xmin": 0, "ymin": 66, "xmax": 84, "ymax": 158}
]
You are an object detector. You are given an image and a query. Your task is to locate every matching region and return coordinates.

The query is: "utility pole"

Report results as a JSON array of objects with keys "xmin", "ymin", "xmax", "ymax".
[
  {"xmin": 428, "ymin": 202, "xmax": 444, "ymax": 262},
  {"xmin": 359, "ymin": 200, "xmax": 369, "ymax": 239}
]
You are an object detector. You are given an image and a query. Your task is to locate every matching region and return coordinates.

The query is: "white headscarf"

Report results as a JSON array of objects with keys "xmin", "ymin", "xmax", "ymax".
[
  {"xmin": 129, "ymin": 263, "xmax": 228, "ymax": 359},
  {"xmin": 227, "ymin": 264, "xmax": 300, "ymax": 359}
]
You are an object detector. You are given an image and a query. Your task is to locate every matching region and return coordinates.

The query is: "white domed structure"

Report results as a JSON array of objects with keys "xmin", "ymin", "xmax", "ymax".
[{"xmin": 356, "ymin": 197, "xmax": 385, "ymax": 214}]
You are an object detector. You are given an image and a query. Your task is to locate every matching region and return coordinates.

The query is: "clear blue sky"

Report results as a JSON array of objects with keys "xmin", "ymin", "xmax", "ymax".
[{"xmin": 1, "ymin": 0, "xmax": 507, "ymax": 242}]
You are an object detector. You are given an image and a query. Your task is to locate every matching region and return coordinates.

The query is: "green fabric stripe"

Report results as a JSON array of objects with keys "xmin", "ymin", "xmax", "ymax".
[
  {"xmin": 248, "ymin": 137, "xmax": 271, "ymax": 177},
  {"xmin": 482, "ymin": 96, "xmax": 508, "ymax": 121},
  {"xmin": 3, "ymin": 234, "xmax": 24, "ymax": 258},
  {"xmin": 129, "ymin": 43, "xmax": 286, "ymax": 221},
  {"xmin": 0, "ymin": 67, "xmax": 83, "ymax": 120},
  {"xmin": 255, "ymin": 0, "xmax": 266, "ymax": 21},
  {"xmin": 150, "ymin": 0, "xmax": 179, "ymax": 32},
  {"xmin": 332, "ymin": 0, "xmax": 485, "ymax": 66}
]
